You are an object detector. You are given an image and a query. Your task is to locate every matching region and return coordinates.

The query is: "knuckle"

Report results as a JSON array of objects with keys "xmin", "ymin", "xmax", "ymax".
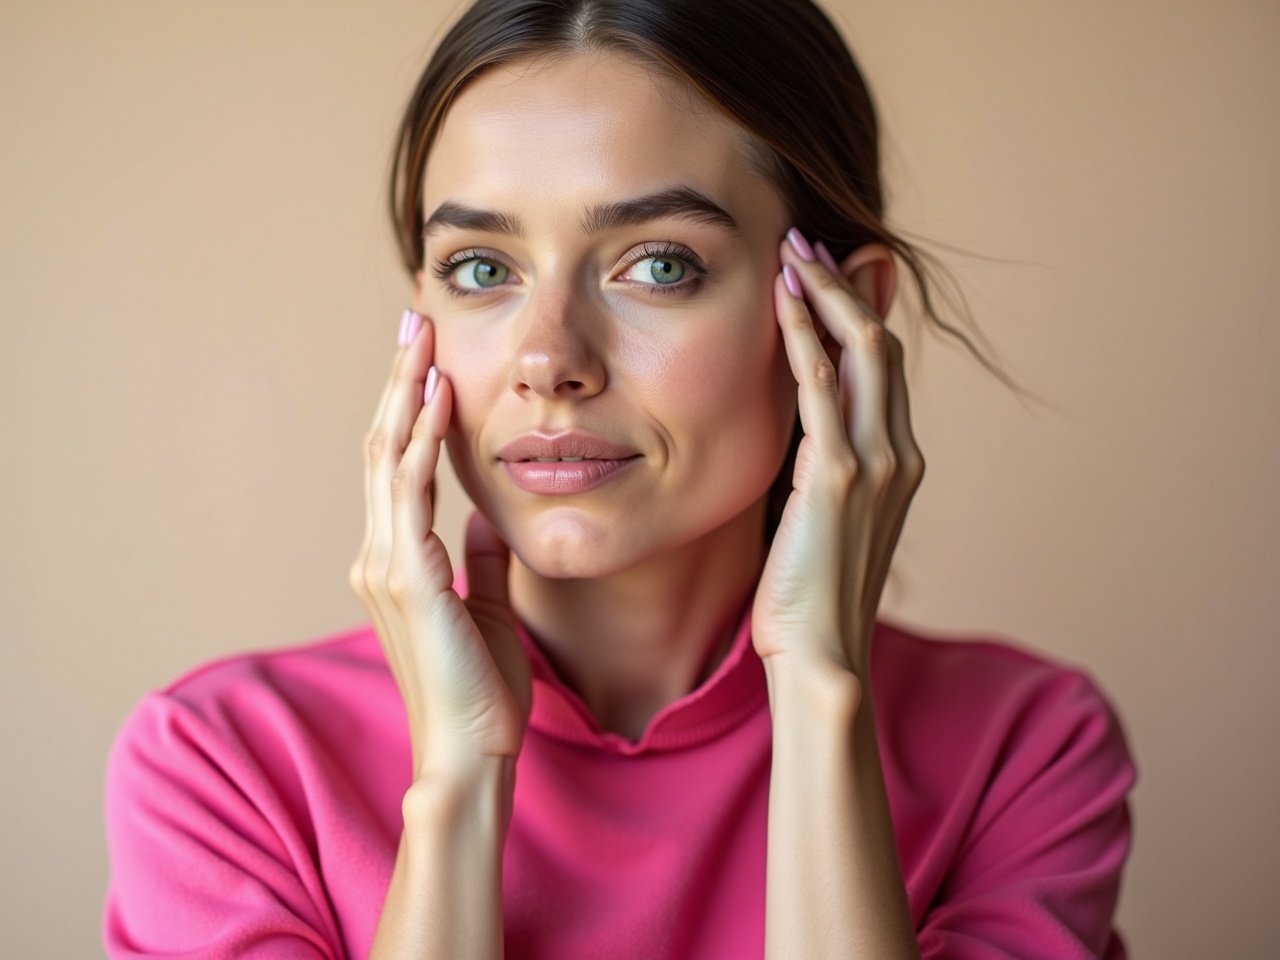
[
  {"xmin": 860, "ymin": 320, "xmax": 888, "ymax": 354},
  {"xmin": 385, "ymin": 567, "xmax": 412, "ymax": 604},
  {"xmin": 347, "ymin": 561, "xmax": 366, "ymax": 597},
  {"xmin": 364, "ymin": 430, "xmax": 391, "ymax": 463},
  {"xmin": 390, "ymin": 465, "xmax": 416, "ymax": 502},
  {"xmin": 786, "ymin": 304, "xmax": 814, "ymax": 332},
  {"xmin": 814, "ymin": 269, "xmax": 843, "ymax": 293},
  {"xmin": 827, "ymin": 453, "xmax": 859, "ymax": 491},
  {"xmin": 812, "ymin": 355, "xmax": 839, "ymax": 392},
  {"xmin": 904, "ymin": 449, "xmax": 926, "ymax": 486},
  {"xmin": 869, "ymin": 450, "xmax": 896, "ymax": 483}
]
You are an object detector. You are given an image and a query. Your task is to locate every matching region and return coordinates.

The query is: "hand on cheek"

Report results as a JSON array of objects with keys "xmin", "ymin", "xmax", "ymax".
[{"xmin": 752, "ymin": 229, "xmax": 925, "ymax": 679}]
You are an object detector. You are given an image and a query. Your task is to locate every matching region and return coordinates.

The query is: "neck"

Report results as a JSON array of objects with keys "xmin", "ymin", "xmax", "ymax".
[{"xmin": 508, "ymin": 498, "xmax": 766, "ymax": 742}]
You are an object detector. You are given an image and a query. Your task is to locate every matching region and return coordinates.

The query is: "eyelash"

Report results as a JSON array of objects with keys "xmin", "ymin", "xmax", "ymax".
[{"xmin": 429, "ymin": 241, "xmax": 708, "ymax": 300}]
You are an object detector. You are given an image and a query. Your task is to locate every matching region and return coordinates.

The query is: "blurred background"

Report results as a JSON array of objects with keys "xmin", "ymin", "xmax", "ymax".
[{"xmin": 2, "ymin": 0, "xmax": 1277, "ymax": 955}]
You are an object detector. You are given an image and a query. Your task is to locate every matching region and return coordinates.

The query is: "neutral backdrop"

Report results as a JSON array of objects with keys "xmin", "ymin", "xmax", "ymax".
[{"xmin": 3, "ymin": 1, "xmax": 1277, "ymax": 956}]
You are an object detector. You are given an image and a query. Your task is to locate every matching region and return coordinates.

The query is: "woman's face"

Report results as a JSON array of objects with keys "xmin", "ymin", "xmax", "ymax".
[{"xmin": 415, "ymin": 50, "xmax": 797, "ymax": 578}]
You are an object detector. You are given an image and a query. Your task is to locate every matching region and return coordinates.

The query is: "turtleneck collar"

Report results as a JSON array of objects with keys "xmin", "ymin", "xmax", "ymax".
[{"xmin": 513, "ymin": 586, "xmax": 767, "ymax": 756}]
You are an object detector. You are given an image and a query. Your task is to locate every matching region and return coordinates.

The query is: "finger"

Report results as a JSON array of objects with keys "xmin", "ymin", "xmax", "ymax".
[
  {"xmin": 810, "ymin": 270, "xmax": 925, "ymax": 610},
  {"xmin": 358, "ymin": 311, "xmax": 416, "ymax": 567},
  {"xmin": 870, "ymin": 332, "xmax": 926, "ymax": 591},
  {"xmin": 780, "ymin": 240, "xmax": 892, "ymax": 469},
  {"xmin": 774, "ymin": 266, "xmax": 855, "ymax": 471},
  {"xmin": 883, "ymin": 331, "xmax": 923, "ymax": 481},
  {"xmin": 362, "ymin": 313, "xmax": 432, "ymax": 567},
  {"xmin": 809, "ymin": 241, "xmax": 923, "ymax": 499},
  {"xmin": 390, "ymin": 362, "xmax": 454, "ymax": 600},
  {"xmin": 811, "ymin": 245, "xmax": 917, "ymax": 466},
  {"xmin": 368, "ymin": 310, "xmax": 426, "ymax": 450},
  {"xmin": 357, "ymin": 312, "xmax": 424, "ymax": 604},
  {"xmin": 355, "ymin": 311, "xmax": 424, "ymax": 718},
  {"xmin": 369, "ymin": 313, "xmax": 437, "ymax": 723},
  {"xmin": 370, "ymin": 313, "xmax": 436, "ymax": 564}
]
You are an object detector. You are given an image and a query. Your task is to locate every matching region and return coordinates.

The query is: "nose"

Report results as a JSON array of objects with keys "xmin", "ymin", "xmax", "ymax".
[{"xmin": 509, "ymin": 289, "xmax": 607, "ymax": 401}]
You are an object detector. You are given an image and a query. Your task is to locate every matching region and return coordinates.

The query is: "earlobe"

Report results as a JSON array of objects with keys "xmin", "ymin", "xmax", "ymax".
[{"xmin": 838, "ymin": 243, "xmax": 897, "ymax": 321}]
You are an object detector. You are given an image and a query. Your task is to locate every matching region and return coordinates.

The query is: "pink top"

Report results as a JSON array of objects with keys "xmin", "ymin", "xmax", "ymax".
[{"xmin": 102, "ymin": 570, "xmax": 1136, "ymax": 958}]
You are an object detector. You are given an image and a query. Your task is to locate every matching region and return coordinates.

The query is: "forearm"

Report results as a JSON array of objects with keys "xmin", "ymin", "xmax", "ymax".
[
  {"xmin": 763, "ymin": 656, "xmax": 920, "ymax": 960},
  {"xmin": 370, "ymin": 757, "xmax": 515, "ymax": 960}
]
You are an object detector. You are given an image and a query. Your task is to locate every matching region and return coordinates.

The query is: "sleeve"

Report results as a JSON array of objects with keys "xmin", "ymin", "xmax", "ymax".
[
  {"xmin": 916, "ymin": 669, "xmax": 1137, "ymax": 960},
  {"xmin": 102, "ymin": 691, "xmax": 340, "ymax": 959}
]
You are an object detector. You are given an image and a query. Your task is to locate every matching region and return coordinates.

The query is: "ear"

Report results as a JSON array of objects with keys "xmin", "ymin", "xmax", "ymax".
[{"xmin": 836, "ymin": 242, "xmax": 897, "ymax": 322}]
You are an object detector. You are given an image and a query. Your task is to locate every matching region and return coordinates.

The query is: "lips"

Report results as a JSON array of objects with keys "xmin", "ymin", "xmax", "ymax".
[
  {"xmin": 497, "ymin": 430, "xmax": 640, "ymax": 463},
  {"xmin": 502, "ymin": 456, "xmax": 640, "ymax": 495}
]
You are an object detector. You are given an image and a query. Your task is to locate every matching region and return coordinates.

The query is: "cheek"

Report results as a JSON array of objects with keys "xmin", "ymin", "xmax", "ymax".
[
  {"xmin": 662, "ymin": 288, "xmax": 770, "ymax": 383},
  {"xmin": 432, "ymin": 328, "xmax": 496, "ymax": 473},
  {"xmin": 659, "ymin": 311, "xmax": 792, "ymax": 448},
  {"xmin": 433, "ymin": 322, "xmax": 487, "ymax": 377}
]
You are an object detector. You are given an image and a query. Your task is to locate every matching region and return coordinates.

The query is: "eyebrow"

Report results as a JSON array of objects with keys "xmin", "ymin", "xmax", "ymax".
[{"xmin": 421, "ymin": 185, "xmax": 742, "ymax": 241}]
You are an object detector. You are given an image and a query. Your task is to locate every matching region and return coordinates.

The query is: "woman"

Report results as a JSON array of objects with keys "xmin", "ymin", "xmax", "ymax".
[{"xmin": 102, "ymin": 1, "xmax": 1136, "ymax": 958}]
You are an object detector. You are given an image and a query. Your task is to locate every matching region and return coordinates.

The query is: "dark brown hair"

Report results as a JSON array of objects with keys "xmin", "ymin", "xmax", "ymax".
[{"xmin": 387, "ymin": 0, "xmax": 1050, "ymax": 548}]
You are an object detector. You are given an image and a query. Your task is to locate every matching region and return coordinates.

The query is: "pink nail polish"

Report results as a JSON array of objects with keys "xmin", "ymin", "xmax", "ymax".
[
  {"xmin": 405, "ymin": 311, "xmax": 422, "ymax": 345},
  {"xmin": 787, "ymin": 228, "xmax": 816, "ymax": 262},
  {"xmin": 782, "ymin": 264, "xmax": 803, "ymax": 298},
  {"xmin": 424, "ymin": 365, "xmax": 439, "ymax": 403},
  {"xmin": 814, "ymin": 241, "xmax": 840, "ymax": 274},
  {"xmin": 397, "ymin": 308, "xmax": 411, "ymax": 346}
]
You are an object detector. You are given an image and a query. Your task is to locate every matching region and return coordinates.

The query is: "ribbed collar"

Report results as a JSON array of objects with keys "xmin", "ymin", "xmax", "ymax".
[{"xmin": 453, "ymin": 570, "xmax": 768, "ymax": 756}]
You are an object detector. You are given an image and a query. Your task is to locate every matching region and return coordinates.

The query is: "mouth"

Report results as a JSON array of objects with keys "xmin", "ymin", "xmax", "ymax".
[
  {"xmin": 501, "ymin": 455, "xmax": 642, "ymax": 494},
  {"xmin": 496, "ymin": 430, "xmax": 641, "ymax": 463},
  {"xmin": 511, "ymin": 455, "xmax": 642, "ymax": 463}
]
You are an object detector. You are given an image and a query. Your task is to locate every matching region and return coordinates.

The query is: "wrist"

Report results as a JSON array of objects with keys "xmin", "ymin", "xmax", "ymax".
[
  {"xmin": 762, "ymin": 650, "xmax": 864, "ymax": 724},
  {"xmin": 403, "ymin": 754, "xmax": 517, "ymax": 835}
]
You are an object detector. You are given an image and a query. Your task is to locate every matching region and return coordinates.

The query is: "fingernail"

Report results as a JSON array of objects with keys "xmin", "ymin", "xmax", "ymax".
[
  {"xmin": 782, "ymin": 263, "xmax": 803, "ymax": 298},
  {"xmin": 397, "ymin": 308, "xmax": 411, "ymax": 346},
  {"xmin": 787, "ymin": 228, "xmax": 815, "ymax": 262},
  {"xmin": 424, "ymin": 365, "xmax": 439, "ymax": 403},
  {"xmin": 405, "ymin": 311, "xmax": 422, "ymax": 345},
  {"xmin": 814, "ymin": 240, "xmax": 840, "ymax": 274}
]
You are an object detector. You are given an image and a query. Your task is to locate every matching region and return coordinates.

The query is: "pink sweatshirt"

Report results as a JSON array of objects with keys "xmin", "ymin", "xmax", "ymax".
[{"xmin": 102, "ymin": 570, "xmax": 1136, "ymax": 958}]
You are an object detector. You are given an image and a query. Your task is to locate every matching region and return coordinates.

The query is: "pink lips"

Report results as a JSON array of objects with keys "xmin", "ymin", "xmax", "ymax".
[
  {"xmin": 497, "ymin": 429, "xmax": 639, "ymax": 462},
  {"xmin": 501, "ymin": 456, "xmax": 641, "ymax": 495},
  {"xmin": 496, "ymin": 428, "xmax": 642, "ymax": 495}
]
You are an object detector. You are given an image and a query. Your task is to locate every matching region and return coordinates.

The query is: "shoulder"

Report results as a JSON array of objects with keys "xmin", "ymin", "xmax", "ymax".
[
  {"xmin": 869, "ymin": 616, "xmax": 1136, "ymax": 820},
  {"xmin": 105, "ymin": 622, "xmax": 390, "ymax": 800},
  {"xmin": 155, "ymin": 621, "xmax": 384, "ymax": 710},
  {"xmin": 101, "ymin": 628, "xmax": 378, "ymax": 958},
  {"xmin": 871, "ymin": 615, "xmax": 1128, "ymax": 731},
  {"xmin": 871, "ymin": 620, "xmax": 1137, "ymax": 956}
]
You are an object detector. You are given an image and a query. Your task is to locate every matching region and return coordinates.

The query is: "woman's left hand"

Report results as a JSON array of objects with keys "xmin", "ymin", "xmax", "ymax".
[{"xmin": 751, "ymin": 230, "xmax": 926, "ymax": 687}]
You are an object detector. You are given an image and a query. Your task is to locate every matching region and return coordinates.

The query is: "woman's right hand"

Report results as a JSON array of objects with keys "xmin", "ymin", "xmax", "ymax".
[{"xmin": 348, "ymin": 309, "xmax": 532, "ymax": 783}]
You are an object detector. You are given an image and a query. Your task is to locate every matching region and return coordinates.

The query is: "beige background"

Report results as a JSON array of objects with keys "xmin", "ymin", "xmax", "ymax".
[{"xmin": 3, "ymin": 0, "xmax": 1276, "ymax": 956}]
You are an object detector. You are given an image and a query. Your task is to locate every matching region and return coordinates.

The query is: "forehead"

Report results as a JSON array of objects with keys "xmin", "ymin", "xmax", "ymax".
[{"xmin": 423, "ymin": 51, "xmax": 771, "ymax": 221}]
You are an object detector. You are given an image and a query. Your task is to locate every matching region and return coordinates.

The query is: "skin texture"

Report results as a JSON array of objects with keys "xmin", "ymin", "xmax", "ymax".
[{"xmin": 412, "ymin": 50, "xmax": 896, "ymax": 740}]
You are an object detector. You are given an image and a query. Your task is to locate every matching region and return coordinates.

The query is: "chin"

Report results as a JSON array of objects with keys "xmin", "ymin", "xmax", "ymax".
[{"xmin": 507, "ymin": 514, "xmax": 646, "ymax": 580}]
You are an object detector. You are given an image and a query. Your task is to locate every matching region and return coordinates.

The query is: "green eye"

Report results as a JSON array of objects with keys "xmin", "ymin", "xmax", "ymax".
[
  {"xmin": 638, "ymin": 256, "xmax": 685, "ymax": 285},
  {"xmin": 456, "ymin": 258, "xmax": 509, "ymax": 289},
  {"xmin": 617, "ymin": 241, "xmax": 706, "ymax": 296},
  {"xmin": 622, "ymin": 256, "xmax": 691, "ymax": 285}
]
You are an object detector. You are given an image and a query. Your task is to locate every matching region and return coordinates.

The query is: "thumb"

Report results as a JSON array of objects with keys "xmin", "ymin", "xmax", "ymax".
[{"xmin": 462, "ymin": 510, "xmax": 513, "ymax": 618}]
